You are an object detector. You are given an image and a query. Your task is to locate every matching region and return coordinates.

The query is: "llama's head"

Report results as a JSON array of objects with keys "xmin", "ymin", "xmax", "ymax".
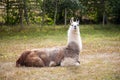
[{"xmin": 69, "ymin": 17, "xmax": 79, "ymax": 33}]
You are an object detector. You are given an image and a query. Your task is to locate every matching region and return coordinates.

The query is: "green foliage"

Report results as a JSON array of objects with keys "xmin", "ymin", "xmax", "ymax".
[
  {"xmin": 106, "ymin": 0, "xmax": 120, "ymax": 24},
  {"xmin": 1, "ymin": 0, "xmax": 120, "ymax": 25},
  {"xmin": 3, "ymin": 0, "xmax": 20, "ymax": 25},
  {"xmin": 61, "ymin": 0, "xmax": 81, "ymax": 10},
  {"xmin": 45, "ymin": 18, "xmax": 54, "ymax": 25}
]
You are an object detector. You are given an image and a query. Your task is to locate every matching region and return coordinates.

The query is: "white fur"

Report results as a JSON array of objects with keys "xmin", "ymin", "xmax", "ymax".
[
  {"xmin": 49, "ymin": 61, "xmax": 56, "ymax": 67},
  {"xmin": 67, "ymin": 22, "xmax": 82, "ymax": 51},
  {"xmin": 61, "ymin": 58, "xmax": 80, "ymax": 66}
]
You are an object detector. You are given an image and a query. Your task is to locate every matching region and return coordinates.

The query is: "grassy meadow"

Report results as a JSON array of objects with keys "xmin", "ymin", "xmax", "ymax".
[{"xmin": 0, "ymin": 24, "xmax": 120, "ymax": 80}]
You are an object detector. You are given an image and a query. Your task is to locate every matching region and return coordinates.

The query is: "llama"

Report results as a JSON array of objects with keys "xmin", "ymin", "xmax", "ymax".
[
  {"xmin": 60, "ymin": 18, "xmax": 82, "ymax": 66},
  {"xmin": 16, "ymin": 42, "xmax": 80, "ymax": 67},
  {"xmin": 16, "ymin": 18, "xmax": 82, "ymax": 67}
]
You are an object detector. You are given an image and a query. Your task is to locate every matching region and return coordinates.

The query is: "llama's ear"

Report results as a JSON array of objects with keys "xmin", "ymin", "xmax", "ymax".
[
  {"xmin": 77, "ymin": 20, "xmax": 79, "ymax": 25},
  {"xmin": 76, "ymin": 19, "xmax": 79, "ymax": 25},
  {"xmin": 70, "ymin": 17, "xmax": 74, "ymax": 24}
]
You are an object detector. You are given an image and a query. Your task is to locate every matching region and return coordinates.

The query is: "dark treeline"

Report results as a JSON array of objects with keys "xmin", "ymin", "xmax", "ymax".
[{"xmin": 0, "ymin": 0, "xmax": 120, "ymax": 26}]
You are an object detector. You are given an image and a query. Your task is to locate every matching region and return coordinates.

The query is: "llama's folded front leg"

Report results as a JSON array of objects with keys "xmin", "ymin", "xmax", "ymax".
[
  {"xmin": 60, "ymin": 58, "xmax": 80, "ymax": 67},
  {"xmin": 49, "ymin": 61, "xmax": 56, "ymax": 67},
  {"xmin": 75, "ymin": 61, "xmax": 80, "ymax": 66},
  {"xmin": 25, "ymin": 56, "xmax": 45, "ymax": 67}
]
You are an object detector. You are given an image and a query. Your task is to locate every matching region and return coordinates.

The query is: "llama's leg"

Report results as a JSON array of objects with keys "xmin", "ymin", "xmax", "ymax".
[
  {"xmin": 49, "ymin": 61, "xmax": 56, "ymax": 67},
  {"xmin": 60, "ymin": 58, "xmax": 80, "ymax": 66},
  {"xmin": 75, "ymin": 57, "xmax": 80, "ymax": 66},
  {"xmin": 25, "ymin": 56, "xmax": 45, "ymax": 67},
  {"xmin": 75, "ymin": 62, "xmax": 80, "ymax": 66}
]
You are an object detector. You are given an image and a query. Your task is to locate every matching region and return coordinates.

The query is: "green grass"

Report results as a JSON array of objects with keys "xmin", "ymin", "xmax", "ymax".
[{"xmin": 0, "ymin": 24, "xmax": 120, "ymax": 80}]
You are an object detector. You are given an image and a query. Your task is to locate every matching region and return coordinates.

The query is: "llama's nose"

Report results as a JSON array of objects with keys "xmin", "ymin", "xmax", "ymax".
[{"xmin": 74, "ymin": 26, "xmax": 76, "ymax": 29}]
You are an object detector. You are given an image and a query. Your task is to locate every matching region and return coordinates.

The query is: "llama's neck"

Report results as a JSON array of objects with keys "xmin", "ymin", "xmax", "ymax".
[{"xmin": 67, "ymin": 30, "xmax": 82, "ymax": 51}]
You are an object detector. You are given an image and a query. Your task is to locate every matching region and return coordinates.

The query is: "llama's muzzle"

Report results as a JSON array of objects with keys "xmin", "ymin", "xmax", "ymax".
[{"xmin": 74, "ymin": 26, "xmax": 76, "ymax": 29}]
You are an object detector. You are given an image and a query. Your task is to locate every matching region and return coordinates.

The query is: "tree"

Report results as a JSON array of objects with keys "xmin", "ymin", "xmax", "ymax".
[
  {"xmin": 106, "ymin": 0, "xmax": 120, "ymax": 24},
  {"xmin": 18, "ymin": 0, "xmax": 24, "ymax": 30},
  {"xmin": 23, "ymin": 0, "xmax": 29, "ymax": 25},
  {"xmin": 53, "ymin": 0, "xmax": 58, "ymax": 25},
  {"xmin": 61, "ymin": 0, "xmax": 82, "ymax": 25}
]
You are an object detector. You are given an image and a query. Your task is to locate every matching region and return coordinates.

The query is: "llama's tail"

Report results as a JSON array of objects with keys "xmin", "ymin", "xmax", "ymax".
[{"xmin": 16, "ymin": 50, "xmax": 31, "ymax": 67}]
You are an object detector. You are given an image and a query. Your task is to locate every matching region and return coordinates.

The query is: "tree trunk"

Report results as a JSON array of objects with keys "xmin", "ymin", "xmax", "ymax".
[
  {"xmin": 19, "ymin": 9, "xmax": 23, "ymax": 30},
  {"xmin": 54, "ymin": 0, "xmax": 58, "ymax": 26},
  {"xmin": 19, "ymin": 0, "xmax": 23, "ymax": 31},
  {"xmin": 6, "ymin": 0, "xmax": 9, "ymax": 25},
  {"xmin": 64, "ymin": 8, "xmax": 67, "ymax": 26},
  {"xmin": 101, "ymin": 0, "xmax": 107, "ymax": 26},
  {"xmin": 41, "ymin": 12, "xmax": 45, "ymax": 26},
  {"xmin": 103, "ymin": 12, "xmax": 105, "ymax": 26},
  {"xmin": 41, "ymin": 0, "xmax": 45, "ymax": 26},
  {"xmin": 23, "ymin": 0, "xmax": 29, "ymax": 25}
]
